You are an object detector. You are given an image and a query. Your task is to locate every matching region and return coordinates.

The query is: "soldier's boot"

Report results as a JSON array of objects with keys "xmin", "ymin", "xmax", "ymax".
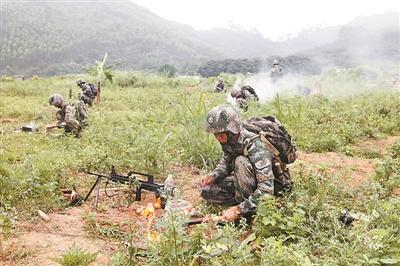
[{"xmin": 201, "ymin": 176, "xmax": 237, "ymax": 206}]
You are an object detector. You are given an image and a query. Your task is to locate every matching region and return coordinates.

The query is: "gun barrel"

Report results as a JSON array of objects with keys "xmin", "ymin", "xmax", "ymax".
[
  {"xmin": 139, "ymin": 182, "xmax": 163, "ymax": 191},
  {"xmin": 85, "ymin": 168, "xmax": 166, "ymax": 206},
  {"xmin": 186, "ymin": 217, "xmax": 205, "ymax": 226},
  {"xmin": 86, "ymin": 172, "xmax": 109, "ymax": 179}
]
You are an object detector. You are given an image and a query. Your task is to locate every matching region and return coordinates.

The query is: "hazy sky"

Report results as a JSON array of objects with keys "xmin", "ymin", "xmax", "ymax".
[{"xmin": 131, "ymin": 0, "xmax": 399, "ymax": 40}]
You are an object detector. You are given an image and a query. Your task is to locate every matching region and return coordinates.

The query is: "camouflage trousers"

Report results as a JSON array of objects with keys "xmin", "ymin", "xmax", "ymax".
[
  {"xmin": 201, "ymin": 156, "xmax": 291, "ymax": 206},
  {"xmin": 64, "ymin": 120, "xmax": 82, "ymax": 138},
  {"xmin": 80, "ymin": 94, "xmax": 94, "ymax": 107}
]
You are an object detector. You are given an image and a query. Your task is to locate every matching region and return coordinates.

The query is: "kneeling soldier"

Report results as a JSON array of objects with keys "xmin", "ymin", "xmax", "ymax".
[
  {"xmin": 200, "ymin": 104, "xmax": 291, "ymax": 222},
  {"xmin": 46, "ymin": 94, "xmax": 88, "ymax": 138}
]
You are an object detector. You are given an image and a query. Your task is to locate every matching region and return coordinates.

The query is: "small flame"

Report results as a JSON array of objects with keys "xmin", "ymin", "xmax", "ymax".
[
  {"xmin": 140, "ymin": 203, "xmax": 155, "ymax": 217},
  {"xmin": 139, "ymin": 203, "xmax": 160, "ymax": 242}
]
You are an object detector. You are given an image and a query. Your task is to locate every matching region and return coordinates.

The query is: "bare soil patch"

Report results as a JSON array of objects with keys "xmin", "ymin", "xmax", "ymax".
[
  {"xmin": 352, "ymin": 136, "xmax": 399, "ymax": 156},
  {"xmin": 2, "ymin": 208, "xmax": 115, "ymax": 266},
  {"xmin": 0, "ymin": 118, "xmax": 20, "ymax": 124},
  {"xmin": 296, "ymin": 151, "xmax": 375, "ymax": 187},
  {"xmin": 294, "ymin": 136, "xmax": 398, "ymax": 187}
]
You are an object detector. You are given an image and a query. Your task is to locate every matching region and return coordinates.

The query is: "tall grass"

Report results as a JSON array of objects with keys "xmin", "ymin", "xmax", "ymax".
[{"xmin": 1, "ymin": 72, "xmax": 400, "ymax": 265}]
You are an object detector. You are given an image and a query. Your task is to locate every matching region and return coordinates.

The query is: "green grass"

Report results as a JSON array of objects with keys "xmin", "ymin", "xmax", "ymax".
[{"xmin": 1, "ymin": 70, "xmax": 400, "ymax": 265}]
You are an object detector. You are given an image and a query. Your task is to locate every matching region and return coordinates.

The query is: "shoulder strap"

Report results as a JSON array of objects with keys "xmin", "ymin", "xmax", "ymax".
[{"xmin": 243, "ymin": 132, "xmax": 287, "ymax": 171}]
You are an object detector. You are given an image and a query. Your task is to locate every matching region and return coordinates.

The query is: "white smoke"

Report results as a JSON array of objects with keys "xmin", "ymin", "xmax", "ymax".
[
  {"xmin": 226, "ymin": 77, "xmax": 243, "ymax": 104},
  {"xmin": 227, "ymin": 73, "xmax": 309, "ymax": 103}
]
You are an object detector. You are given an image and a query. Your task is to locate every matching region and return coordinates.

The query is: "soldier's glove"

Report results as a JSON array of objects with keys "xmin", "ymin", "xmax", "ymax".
[{"xmin": 220, "ymin": 206, "xmax": 241, "ymax": 222}]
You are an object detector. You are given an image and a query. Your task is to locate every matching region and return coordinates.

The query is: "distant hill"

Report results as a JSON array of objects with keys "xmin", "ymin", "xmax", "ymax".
[
  {"xmin": 348, "ymin": 11, "xmax": 399, "ymax": 31},
  {"xmin": 1, "ymin": 1, "xmax": 398, "ymax": 76},
  {"xmin": 300, "ymin": 12, "xmax": 400, "ymax": 69},
  {"xmin": 0, "ymin": 0, "xmax": 221, "ymax": 75}
]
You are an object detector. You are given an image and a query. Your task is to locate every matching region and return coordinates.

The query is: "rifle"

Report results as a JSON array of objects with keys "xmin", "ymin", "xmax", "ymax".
[
  {"xmin": 84, "ymin": 165, "xmax": 166, "ymax": 208},
  {"xmin": 185, "ymin": 217, "xmax": 226, "ymax": 226}
]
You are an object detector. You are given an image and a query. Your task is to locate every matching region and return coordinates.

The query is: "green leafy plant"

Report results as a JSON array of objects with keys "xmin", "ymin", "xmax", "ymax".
[{"xmin": 53, "ymin": 244, "xmax": 97, "ymax": 266}]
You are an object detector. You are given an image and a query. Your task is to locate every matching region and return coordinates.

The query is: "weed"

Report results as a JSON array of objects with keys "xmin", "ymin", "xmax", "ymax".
[
  {"xmin": 82, "ymin": 212, "xmax": 126, "ymax": 241},
  {"xmin": 53, "ymin": 244, "xmax": 97, "ymax": 266}
]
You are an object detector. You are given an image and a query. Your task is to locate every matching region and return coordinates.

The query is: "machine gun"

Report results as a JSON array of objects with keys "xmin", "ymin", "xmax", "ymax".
[{"xmin": 84, "ymin": 165, "xmax": 166, "ymax": 208}]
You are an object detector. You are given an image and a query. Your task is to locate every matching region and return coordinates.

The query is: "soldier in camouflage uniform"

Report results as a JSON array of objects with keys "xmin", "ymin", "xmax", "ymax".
[
  {"xmin": 76, "ymin": 80, "xmax": 98, "ymax": 107},
  {"xmin": 200, "ymin": 104, "xmax": 289, "ymax": 222},
  {"xmin": 230, "ymin": 86, "xmax": 259, "ymax": 111},
  {"xmin": 46, "ymin": 94, "xmax": 88, "ymax": 138},
  {"xmin": 214, "ymin": 80, "xmax": 225, "ymax": 93},
  {"xmin": 270, "ymin": 59, "xmax": 283, "ymax": 83}
]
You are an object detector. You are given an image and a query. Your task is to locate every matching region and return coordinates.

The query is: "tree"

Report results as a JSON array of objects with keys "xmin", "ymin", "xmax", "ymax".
[
  {"xmin": 158, "ymin": 64, "xmax": 176, "ymax": 77},
  {"xmin": 85, "ymin": 53, "xmax": 115, "ymax": 84}
]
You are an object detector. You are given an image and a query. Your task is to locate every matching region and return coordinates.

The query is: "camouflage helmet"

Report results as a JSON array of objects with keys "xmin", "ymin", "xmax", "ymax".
[
  {"xmin": 230, "ymin": 88, "xmax": 240, "ymax": 98},
  {"xmin": 205, "ymin": 105, "xmax": 242, "ymax": 134},
  {"xmin": 48, "ymin": 94, "xmax": 64, "ymax": 106},
  {"xmin": 76, "ymin": 79, "xmax": 85, "ymax": 86},
  {"xmin": 273, "ymin": 59, "xmax": 279, "ymax": 65}
]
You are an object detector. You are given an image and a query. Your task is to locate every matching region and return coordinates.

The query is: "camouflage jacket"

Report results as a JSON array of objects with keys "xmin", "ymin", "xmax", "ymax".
[
  {"xmin": 80, "ymin": 83, "xmax": 96, "ymax": 99},
  {"xmin": 215, "ymin": 82, "xmax": 225, "ymax": 92},
  {"xmin": 237, "ymin": 87, "xmax": 258, "ymax": 101},
  {"xmin": 210, "ymin": 128, "xmax": 274, "ymax": 214},
  {"xmin": 56, "ymin": 100, "xmax": 88, "ymax": 127}
]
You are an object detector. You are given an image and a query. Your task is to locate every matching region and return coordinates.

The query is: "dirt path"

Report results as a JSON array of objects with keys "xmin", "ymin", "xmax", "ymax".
[
  {"xmin": 2, "ymin": 136, "xmax": 398, "ymax": 265},
  {"xmin": 2, "ymin": 208, "xmax": 116, "ymax": 265}
]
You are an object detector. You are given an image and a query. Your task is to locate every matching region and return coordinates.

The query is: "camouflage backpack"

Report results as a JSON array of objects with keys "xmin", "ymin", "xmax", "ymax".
[
  {"xmin": 243, "ymin": 116, "xmax": 297, "ymax": 165},
  {"xmin": 241, "ymin": 86, "xmax": 259, "ymax": 101},
  {"xmin": 88, "ymin": 83, "xmax": 99, "ymax": 97}
]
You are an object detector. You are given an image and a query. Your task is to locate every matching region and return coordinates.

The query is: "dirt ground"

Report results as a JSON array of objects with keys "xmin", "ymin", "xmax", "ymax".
[{"xmin": 1, "ymin": 136, "xmax": 398, "ymax": 265}]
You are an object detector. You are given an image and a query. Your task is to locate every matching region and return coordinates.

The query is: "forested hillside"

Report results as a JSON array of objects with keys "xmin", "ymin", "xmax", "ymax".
[
  {"xmin": 300, "ymin": 12, "xmax": 400, "ymax": 69},
  {"xmin": 1, "ymin": 0, "xmax": 221, "ymax": 75},
  {"xmin": 1, "ymin": 1, "xmax": 398, "ymax": 76}
]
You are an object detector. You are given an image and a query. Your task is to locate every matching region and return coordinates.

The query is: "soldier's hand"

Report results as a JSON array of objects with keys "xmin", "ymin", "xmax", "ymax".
[
  {"xmin": 220, "ymin": 206, "xmax": 241, "ymax": 222},
  {"xmin": 200, "ymin": 175, "xmax": 215, "ymax": 188}
]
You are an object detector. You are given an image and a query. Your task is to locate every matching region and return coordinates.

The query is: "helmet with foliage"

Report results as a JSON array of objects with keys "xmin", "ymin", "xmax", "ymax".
[
  {"xmin": 48, "ymin": 94, "xmax": 64, "ymax": 107},
  {"xmin": 76, "ymin": 79, "xmax": 85, "ymax": 86},
  {"xmin": 205, "ymin": 105, "xmax": 242, "ymax": 134}
]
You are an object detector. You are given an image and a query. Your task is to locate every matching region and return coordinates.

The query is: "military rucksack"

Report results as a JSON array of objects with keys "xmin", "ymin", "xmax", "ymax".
[
  {"xmin": 88, "ymin": 83, "xmax": 99, "ymax": 97},
  {"xmin": 241, "ymin": 86, "xmax": 259, "ymax": 101},
  {"xmin": 243, "ymin": 116, "xmax": 297, "ymax": 165}
]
